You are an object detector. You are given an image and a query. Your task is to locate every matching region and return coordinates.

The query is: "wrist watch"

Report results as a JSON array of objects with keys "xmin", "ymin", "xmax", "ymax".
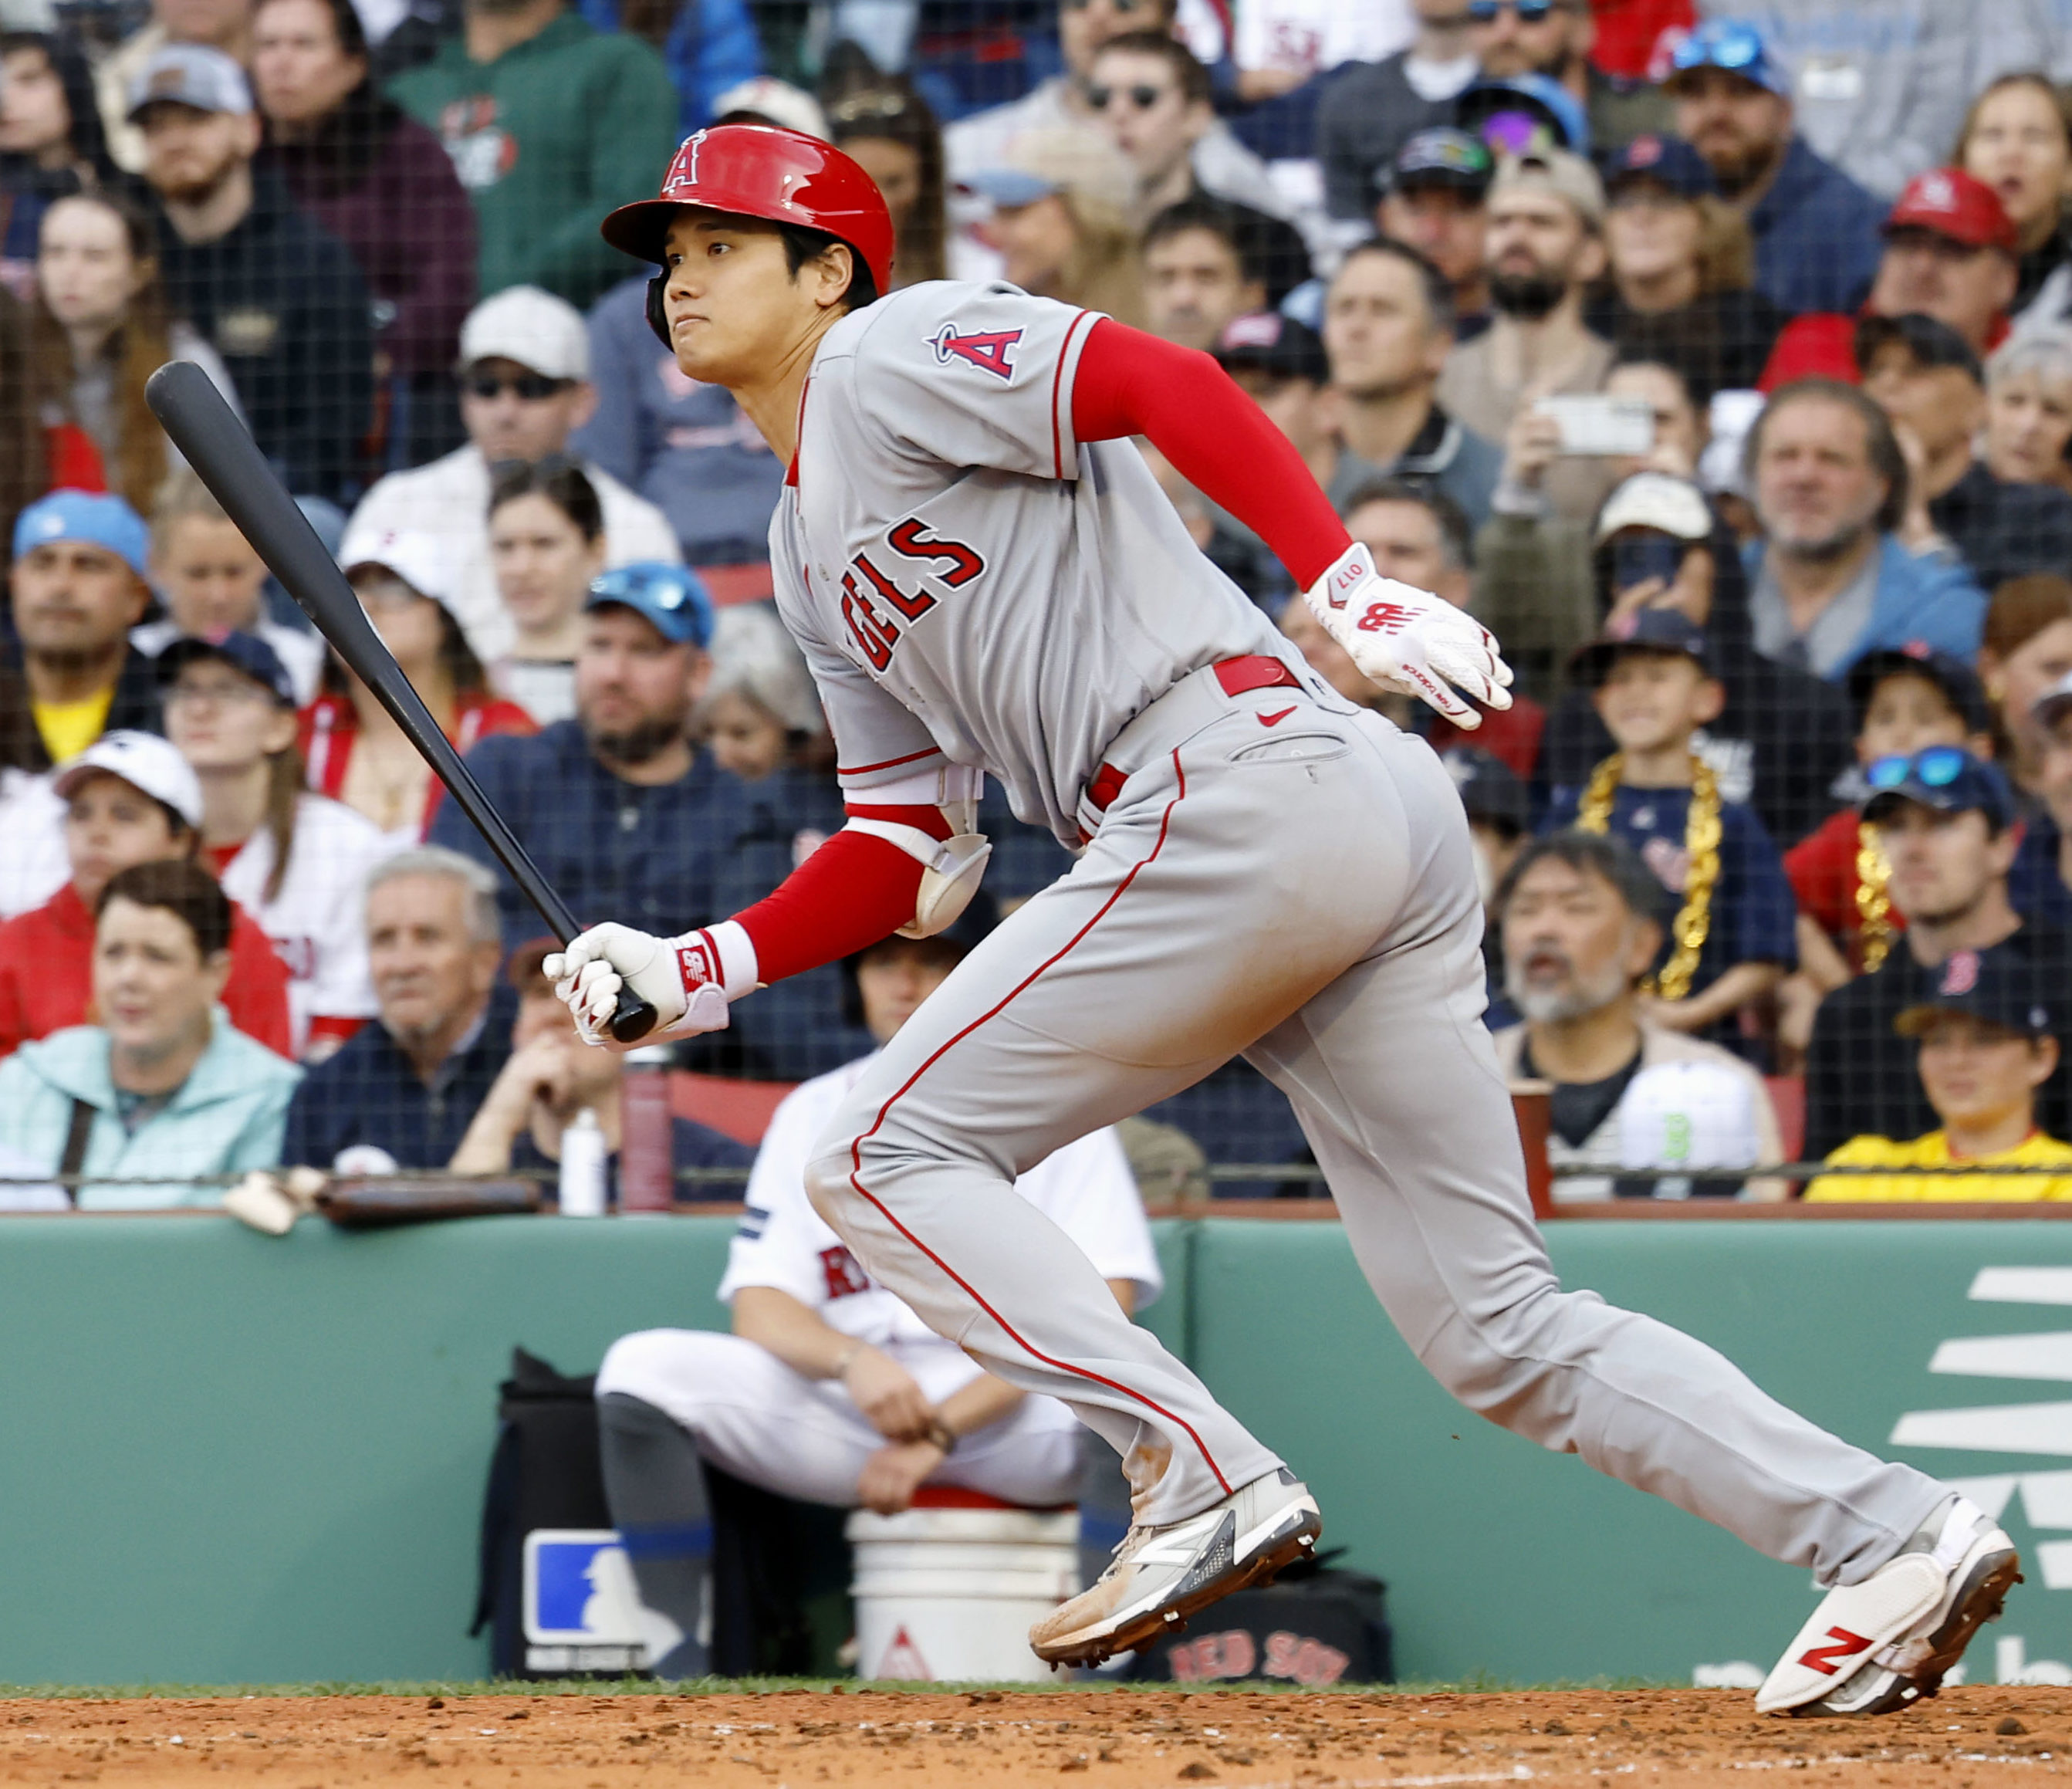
[{"xmin": 925, "ymin": 1415, "xmax": 958, "ymax": 1454}]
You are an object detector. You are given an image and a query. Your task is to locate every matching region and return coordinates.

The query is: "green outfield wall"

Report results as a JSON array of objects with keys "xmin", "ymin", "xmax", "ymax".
[{"xmin": 4, "ymin": 1213, "xmax": 2072, "ymax": 1688}]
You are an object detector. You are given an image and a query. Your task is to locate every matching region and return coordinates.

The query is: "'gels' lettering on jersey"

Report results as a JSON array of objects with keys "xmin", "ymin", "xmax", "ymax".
[{"xmin": 929, "ymin": 322, "xmax": 1023, "ymax": 380}]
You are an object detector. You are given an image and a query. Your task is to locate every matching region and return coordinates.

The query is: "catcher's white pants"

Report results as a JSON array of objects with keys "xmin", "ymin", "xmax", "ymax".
[
  {"xmin": 595, "ymin": 1329, "xmax": 1081, "ymax": 1508},
  {"xmin": 802, "ymin": 668, "xmax": 1947, "ymax": 1588}
]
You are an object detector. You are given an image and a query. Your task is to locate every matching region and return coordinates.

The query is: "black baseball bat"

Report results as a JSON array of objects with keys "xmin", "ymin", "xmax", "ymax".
[{"xmin": 144, "ymin": 360, "xmax": 659, "ymax": 1043}]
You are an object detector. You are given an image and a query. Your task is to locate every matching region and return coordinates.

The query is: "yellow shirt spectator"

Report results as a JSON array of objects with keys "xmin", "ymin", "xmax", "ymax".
[{"xmin": 1805, "ymin": 1131, "xmax": 2072, "ymax": 1201}]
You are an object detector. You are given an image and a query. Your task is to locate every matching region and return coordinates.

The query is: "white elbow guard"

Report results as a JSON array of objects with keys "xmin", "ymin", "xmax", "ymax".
[{"xmin": 843, "ymin": 819, "xmax": 992, "ymax": 938}]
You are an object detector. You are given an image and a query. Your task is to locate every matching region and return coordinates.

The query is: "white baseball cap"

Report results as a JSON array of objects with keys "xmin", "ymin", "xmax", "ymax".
[
  {"xmin": 1593, "ymin": 472, "xmax": 1712, "ymax": 546},
  {"xmin": 52, "ymin": 730, "xmax": 204, "ymax": 830},
  {"xmin": 338, "ymin": 526, "xmax": 458, "ymax": 610},
  {"xmin": 458, "ymin": 286, "xmax": 590, "ymax": 382}
]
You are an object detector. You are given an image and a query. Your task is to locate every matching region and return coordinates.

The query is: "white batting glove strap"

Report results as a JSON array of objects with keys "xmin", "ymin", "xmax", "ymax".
[
  {"xmin": 546, "ymin": 920, "xmax": 757, "ymax": 1047},
  {"xmin": 1304, "ymin": 542, "xmax": 1515, "ymax": 729}
]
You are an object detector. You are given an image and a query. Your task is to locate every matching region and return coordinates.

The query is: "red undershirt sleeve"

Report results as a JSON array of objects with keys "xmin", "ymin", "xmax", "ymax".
[
  {"xmin": 730, "ymin": 803, "xmax": 951, "ymax": 986},
  {"xmin": 1069, "ymin": 315, "xmax": 1351, "ymax": 591}
]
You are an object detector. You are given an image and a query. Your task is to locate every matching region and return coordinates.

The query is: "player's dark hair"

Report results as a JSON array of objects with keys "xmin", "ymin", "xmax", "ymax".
[
  {"xmin": 1337, "ymin": 236, "xmax": 1457, "ymax": 339},
  {"xmin": 488, "ymin": 452, "xmax": 604, "ymax": 543},
  {"xmin": 1744, "ymin": 379, "xmax": 1908, "ymax": 535},
  {"xmin": 1092, "ymin": 29, "xmax": 1212, "ymax": 106},
  {"xmin": 96, "ymin": 857, "xmax": 234, "ymax": 962},
  {"xmin": 1495, "ymin": 830, "xmax": 1670, "ymax": 929},
  {"xmin": 777, "ymin": 222, "xmax": 881, "ymax": 312},
  {"xmin": 1336, "ymin": 475, "xmax": 1475, "ymax": 571}
]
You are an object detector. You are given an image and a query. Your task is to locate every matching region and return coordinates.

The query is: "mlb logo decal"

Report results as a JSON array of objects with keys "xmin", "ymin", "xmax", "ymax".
[
  {"xmin": 930, "ymin": 323, "xmax": 1022, "ymax": 380},
  {"xmin": 523, "ymin": 1530, "xmax": 659, "ymax": 1672}
]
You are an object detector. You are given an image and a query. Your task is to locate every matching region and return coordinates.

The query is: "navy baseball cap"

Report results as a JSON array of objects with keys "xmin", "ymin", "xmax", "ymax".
[
  {"xmin": 1847, "ymin": 644, "xmax": 1992, "ymax": 735},
  {"xmin": 13, "ymin": 489, "xmax": 149, "ymax": 579},
  {"xmin": 157, "ymin": 631, "xmax": 297, "ymax": 707},
  {"xmin": 1896, "ymin": 947, "xmax": 2055, "ymax": 1040},
  {"xmin": 1571, "ymin": 607, "xmax": 1717, "ymax": 687},
  {"xmin": 1606, "ymin": 134, "xmax": 1717, "ymax": 201},
  {"xmin": 1384, "ymin": 128, "xmax": 1495, "ymax": 199},
  {"xmin": 585, "ymin": 562, "xmax": 715, "ymax": 648},
  {"xmin": 1861, "ymin": 745, "xmax": 2016, "ymax": 829},
  {"xmin": 1665, "ymin": 19, "xmax": 1790, "ymax": 99},
  {"xmin": 1214, "ymin": 311, "xmax": 1329, "ymax": 385},
  {"xmin": 1440, "ymin": 746, "xmax": 1527, "ymax": 836},
  {"xmin": 1854, "ymin": 312, "xmax": 1983, "ymax": 387}
]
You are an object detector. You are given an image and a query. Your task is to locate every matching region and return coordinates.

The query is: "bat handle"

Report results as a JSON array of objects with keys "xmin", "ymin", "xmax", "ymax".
[{"xmin": 607, "ymin": 989, "xmax": 661, "ymax": 1045}]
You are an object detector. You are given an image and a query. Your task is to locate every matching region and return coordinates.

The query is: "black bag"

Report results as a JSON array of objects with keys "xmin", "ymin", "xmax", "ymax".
[
  {"xmin": 471, "ymin": 1348, "xmax": 852, "ymax": 1679},
  {"xmin": 1127, "ymin": 1554, "xmax": 1394, "ymax": 1686}
]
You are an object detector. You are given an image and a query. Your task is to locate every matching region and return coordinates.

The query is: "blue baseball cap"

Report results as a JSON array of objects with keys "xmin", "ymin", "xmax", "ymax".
[
  {"xmin": 584, "ymin": 562, "xmax": 715, "ymax": 648},
  {"xmin": 156, "ymin": 631, "xmax": 297, "ymax": 708},
  {"xmin": 1861, "ymin": 746, "xmax": 2016, "ymax": 830},
  {"xmin": 1665, "ymin": 19, "xmax": 1790, "ymax": 100},
  {"xmin": 12, "ymin": 489, "xmax": 150, "ymax": 580},
  {"xmin": 1897, "ymin": 946, "xmax": 2055, "ymax": 1040},
  {"xmin": 1572, "ymin": 607, "xmax": 1717, "ymax": 685},
  {"xmin": 1607, "ymin": 134, "xmax": 1718, "ymax": 201},
  {"xmin": 1455, "ymin": 75, "xmax": 1590, "ymax": 159}
]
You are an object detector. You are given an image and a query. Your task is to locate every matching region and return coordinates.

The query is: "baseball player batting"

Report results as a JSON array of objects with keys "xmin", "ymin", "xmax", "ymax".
[{"xmin": 549, "ymin": 124, "xmax": 2017, "ymax": 1712}]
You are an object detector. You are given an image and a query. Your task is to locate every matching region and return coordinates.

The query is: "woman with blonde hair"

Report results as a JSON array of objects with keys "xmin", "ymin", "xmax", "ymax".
[
  {"xmin": 1955, "ymin": 72, "xmax": 2072, "ymax": 326},
  {"xmin": 29, "ymin": 188, "xmax": 237, "ymax": 510},
  {"xmin": 968, "ymin": 129, "xmax": 1144, "ymax": 326},
  {"xmin": 1593, "ymin": 134, "xmax": 1783, "ymax": 401}
]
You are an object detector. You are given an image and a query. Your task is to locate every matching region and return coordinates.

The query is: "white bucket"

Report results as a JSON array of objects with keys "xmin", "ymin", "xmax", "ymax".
[{"xmin": 847, "ymin": 1504, "xmax": 1080, "ymax": 1682}]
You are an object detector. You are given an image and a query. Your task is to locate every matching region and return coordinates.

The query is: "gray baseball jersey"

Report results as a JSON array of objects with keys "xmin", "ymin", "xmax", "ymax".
[{"xmin": 770, "ymin": 279, "xmax": 1300, "ymax": 840}]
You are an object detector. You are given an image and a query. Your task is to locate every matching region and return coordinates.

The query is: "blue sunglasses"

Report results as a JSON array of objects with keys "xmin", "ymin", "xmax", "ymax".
[
  {"xmin": 1467, "ymin": 0, "xmax": 1560, "ymax": 20},
  {"xmin": 1670, "ymin": 20, "xmax": 1767, "ymax": 74},
  {"xmin": 1865, "ymin": 746, "xmax": 1972, "ymax": 791}
]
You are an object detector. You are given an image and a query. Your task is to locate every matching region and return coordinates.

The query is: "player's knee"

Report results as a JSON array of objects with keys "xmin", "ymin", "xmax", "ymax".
[
  {"xmin": 1416, "ymin": 1285, "xmax": 1573, "ymax": 1416},
  {"xmin": 803, "ymin": 1142, "xmax": 860, "ymax": 1231},
  {"xmin": 595, "ymin": 1327, "xmax": 733, "ymax": 1409}
]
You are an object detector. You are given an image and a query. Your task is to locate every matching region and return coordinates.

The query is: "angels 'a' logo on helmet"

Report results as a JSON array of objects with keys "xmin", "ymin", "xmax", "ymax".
[{"xmin": 666, "ymin": 130, "xmax": 707, "ymax": 194}]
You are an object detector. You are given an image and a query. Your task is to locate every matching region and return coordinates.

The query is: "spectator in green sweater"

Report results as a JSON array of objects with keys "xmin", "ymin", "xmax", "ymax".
[{"xmin": 387, "ymin": 0, "xmax": 678, "ymax": 309}]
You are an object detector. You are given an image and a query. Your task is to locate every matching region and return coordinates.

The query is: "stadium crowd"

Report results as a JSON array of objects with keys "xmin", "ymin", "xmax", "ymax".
[{"xmin": 5, "ymin": 0, "xmax": 2072, "ymax": 1206}]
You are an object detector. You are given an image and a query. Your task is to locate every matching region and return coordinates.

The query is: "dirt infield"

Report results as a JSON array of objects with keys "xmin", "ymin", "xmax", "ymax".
[{"xmin": 4, "ymin": 1685, "xmax": 2070, "ymax": 1788}]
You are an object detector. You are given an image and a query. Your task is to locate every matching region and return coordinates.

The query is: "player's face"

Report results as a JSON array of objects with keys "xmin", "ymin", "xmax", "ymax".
[
  {"xmin": 93, "ymin": 895, "xmax": 227, "ymax": 1062},
  {"xmin": 138, "ymin": 102, "xmax": 258, "ymax": 205},
  {"xmin": 701, "ymin": 688, "xmax": 788, "ymax": 782},
  {"xmin": 1500, "ymin": 856, "xmax": 1655, "ymax": 1023},
  {"xmin": 660, "ymin": 211, "xmax": 853, "ymax": 391},
  {"xmin": 366, "ymin": 872, "xmax": 500, "ymax": 1044},
  {"xmin": 489, "ymin": 493, "xmax": 605, "ymax": 640},
  {"xmin": 9, "ymin": 540, "xmax": 149, "ymax": 658},
  {"xmin": 1591, "ymin": 651, "xmax": 1721, "ymax": 756},
  {"xmin": 1143, "ymin": 226, "xmax": 1260, "ymax": 352},
  {"xmin": 1915, "ymin": 1013, "xmax": 2056, "ymax": 1132},
  {"xmin": 36, "ymin": 195, "xmax": 144, "ymax": 333},
  {"xmin": 1857, "ymin": 674, "xmax": 1971, "ymax": 766},
  {"xmin": 1874, "ymin": 806, "xmax": 2016, "ymax": 925},
  {"xmin": 855, "ymin": 939, "xmax": 960, "ymax": 1043},
  {"xmin": 164, "ymin": 661, "xmax": 296, "ymax": 775},
  {"xmin": 1322, "ymin": 251, "xmax": 1445, "ymax": 398},
  {"xmin": 1871, "ymin": 232, "xmax": 2016, "ymax": 351},
  {"xmin": 0, "ymin": 45, "xmax": 69, "ymax": 158},
  {"xmin": 252, "ymin": 0, "xmax": 366, "ymax": 128},
  {"xmin": 459, "ymin": 357, "xmax": 592, "ymax": 465},
  {"xmin": 153, "ymin": 514, "xmax": 269, "ymax": 637},
  {"xmin": 63, "ymin": 774, "xmax": 186, "ymax": 906},
  {"xmin": 1377, "ymin": 187, "xmax": 1486, "ymax": 289},
  {"xmin": 1986, "ymin": 367, "xmax": 2072, "ymax": 485}
]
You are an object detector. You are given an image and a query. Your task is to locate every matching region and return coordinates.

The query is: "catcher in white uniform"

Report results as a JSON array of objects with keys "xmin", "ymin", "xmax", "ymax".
[
  {"xmin": 594, "ymin": 902, "xmax": 1161, "ymax": 1678},
  {"xmin": 550, "ymin": 125, "xmax": 2019, "ymax": 1710}
]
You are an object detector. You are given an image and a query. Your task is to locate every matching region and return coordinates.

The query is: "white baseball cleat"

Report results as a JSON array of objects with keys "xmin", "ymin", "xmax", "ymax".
[
  {"xmin": 1756, "ymin": 1496, "xmax": 2022, "ymax": 1717},
  {"xmin": 1029, "ymin": 1468, "xmax": 1321, "ymax": 1667}
]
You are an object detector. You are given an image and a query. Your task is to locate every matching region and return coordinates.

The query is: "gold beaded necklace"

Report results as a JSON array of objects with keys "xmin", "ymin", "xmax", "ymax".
[
  {"xmin": 1854, "ymin": 822, "xmax": 1895, "ymax": 972},
  {"xmin": 1575, "ymin": 752, "xmax": 1723, "ymax": 1002}
]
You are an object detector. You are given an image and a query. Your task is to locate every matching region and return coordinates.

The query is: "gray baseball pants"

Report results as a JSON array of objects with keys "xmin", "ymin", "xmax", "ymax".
[{"xmin": 803, "ymin": 666, "xmax": 1945, "ymax": 1588}]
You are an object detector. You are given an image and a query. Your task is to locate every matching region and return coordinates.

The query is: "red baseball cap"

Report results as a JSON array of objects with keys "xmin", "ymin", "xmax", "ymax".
[{"xmin": 1882, "ymin": 167, "xmax": 2018, "ymax": 253}]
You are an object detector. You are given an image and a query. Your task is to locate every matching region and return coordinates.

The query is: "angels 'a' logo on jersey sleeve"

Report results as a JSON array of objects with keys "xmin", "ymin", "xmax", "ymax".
[{"xmin": 929, "ymin": 321, "xmax": 1024, "ymax": 380}]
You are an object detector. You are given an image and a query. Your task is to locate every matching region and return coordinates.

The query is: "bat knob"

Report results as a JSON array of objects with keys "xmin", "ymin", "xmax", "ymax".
[{"xmin": 607, "ymin": 990, "xmax": 660, "ymax": 1044}]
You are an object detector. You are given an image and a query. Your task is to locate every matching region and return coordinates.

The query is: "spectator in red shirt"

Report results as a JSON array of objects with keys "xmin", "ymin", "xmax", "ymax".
[
  {"xmin": 299, "ymin": 526, "xmax": 535, "ymax": 843},
  {"xmin": 0, "ymin": 730, "xmax": 292, "ymax": 1059},
  {"xmin": 1780, "ymin": 648, "xmax": 1997, "ymax": 1053},
  {"xmin": 1761, "ymin": 171, "xmax": 2021, "ymax": 390}
]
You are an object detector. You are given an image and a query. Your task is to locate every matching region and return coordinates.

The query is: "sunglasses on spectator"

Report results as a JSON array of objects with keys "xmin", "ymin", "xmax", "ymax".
[
  {"xmin": 1089, "ymin": 82, "xmax": 1169, "ymax": 110},
  {"xmin": 1865, "ymin": 747, "xmax": 1972, "ymax": 791},
  {"xmin": 1467, "ymin": 0, "xmax": 1567, "ymax": 19},
  {"xmin": 463, "ymin": 371, "xmax": 571, "ymax": 403},
  {"xmin": 1669, "ymin": 19, "xmax": 1767, "ymax": 75}
]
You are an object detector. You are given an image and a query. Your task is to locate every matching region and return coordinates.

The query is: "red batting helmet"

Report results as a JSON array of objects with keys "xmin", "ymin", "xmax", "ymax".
[{"xmin": 601, "ymin": 124, "xmax": 895, "ymax": 297}]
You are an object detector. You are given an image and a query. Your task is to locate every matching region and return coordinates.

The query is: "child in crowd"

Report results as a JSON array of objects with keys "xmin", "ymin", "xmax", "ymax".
[
  {"xmin": 161, "ymin": 634, "xmax": 397, "ymax": 1060},
  {"xmin": 1807, "ymin": 954, "xmax": 2072, "ymax": 1200},
  {"xmin": 0, "ymin": 732, "xmax": 291, "ymax": 1058},
  {"xmin": 1546, "ymin": 610, "xmax": 1797, "ymax": 1037},
  {"xmin": 131, "ymin": 472, "xmax": 323, "ymax": 705}
]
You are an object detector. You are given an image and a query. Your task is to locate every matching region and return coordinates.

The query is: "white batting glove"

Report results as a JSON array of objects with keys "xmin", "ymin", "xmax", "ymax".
[
  {"xmin": 544, "ymin": 923, "xmax": 729, "ymax": 1047},
  {"xmin": 1304, "ymin": 542, "xmax": 1514, "ymax": 728}
]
